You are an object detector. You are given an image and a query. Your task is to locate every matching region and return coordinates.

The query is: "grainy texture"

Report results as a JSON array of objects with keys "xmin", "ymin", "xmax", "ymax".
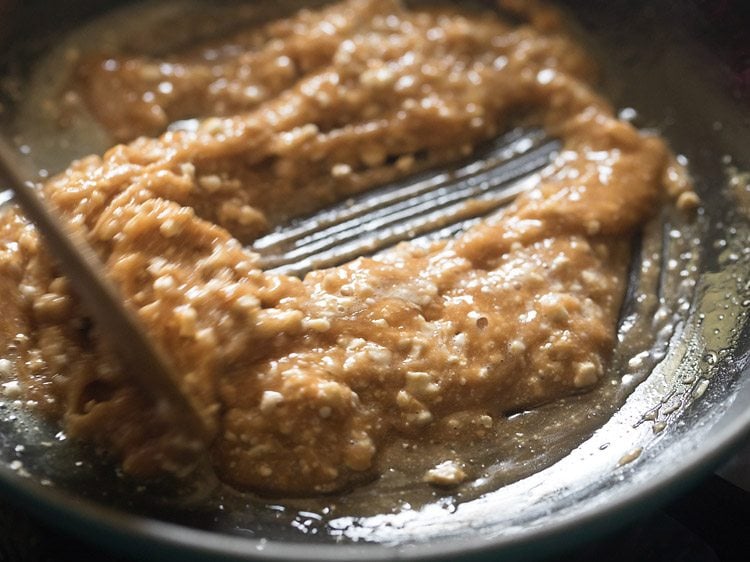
[{"xmin": 0, "ymin": 0, "xmax": 695, "ymax": 495}]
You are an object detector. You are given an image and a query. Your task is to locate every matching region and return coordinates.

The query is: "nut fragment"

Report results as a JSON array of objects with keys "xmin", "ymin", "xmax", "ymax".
[{"xmin": 424, "ymin": 460, "xmax": 467, "ymax": 486}]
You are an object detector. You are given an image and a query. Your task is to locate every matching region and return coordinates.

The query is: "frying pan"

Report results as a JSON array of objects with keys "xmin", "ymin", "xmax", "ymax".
[{"xmin": 0, "ymin": 1, "xmax": 749, "ymax": 560}]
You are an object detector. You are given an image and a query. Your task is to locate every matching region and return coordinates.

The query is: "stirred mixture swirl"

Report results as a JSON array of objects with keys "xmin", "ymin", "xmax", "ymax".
[{"xmin": 0, "ymin": 0, "xmax": 696, "ymax": 495}]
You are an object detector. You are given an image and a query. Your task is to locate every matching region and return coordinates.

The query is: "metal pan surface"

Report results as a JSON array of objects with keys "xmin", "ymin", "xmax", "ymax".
[{"xmin": 0, "ymin": 1, "xmax": 748, "ymax": 560}]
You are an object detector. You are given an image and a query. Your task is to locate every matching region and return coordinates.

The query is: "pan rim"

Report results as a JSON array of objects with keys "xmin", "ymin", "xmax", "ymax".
[
  {"xmin": 0, "ymin": 367, "xmax": 749, "ymax": 562},
  {"xmin": 1, "ymin": 0, "xmax": 749, "ymax": 559}
]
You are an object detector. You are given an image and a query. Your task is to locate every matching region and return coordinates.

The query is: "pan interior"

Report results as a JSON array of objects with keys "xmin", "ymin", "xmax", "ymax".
[{"xmin": 0, "ymin": 0, "xmax": 748, "ymax": 557}]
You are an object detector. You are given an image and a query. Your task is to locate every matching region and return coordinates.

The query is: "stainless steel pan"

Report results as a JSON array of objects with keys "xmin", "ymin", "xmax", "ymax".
[{"xmin": 0, "ymin": 1, "xmax": 748, "ymax": 560}]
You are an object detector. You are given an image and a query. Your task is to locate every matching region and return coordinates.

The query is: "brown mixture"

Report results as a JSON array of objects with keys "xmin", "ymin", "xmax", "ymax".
[{"xmin": 0, "ymin": 0, "xmax": 697, "ymax": 496}]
